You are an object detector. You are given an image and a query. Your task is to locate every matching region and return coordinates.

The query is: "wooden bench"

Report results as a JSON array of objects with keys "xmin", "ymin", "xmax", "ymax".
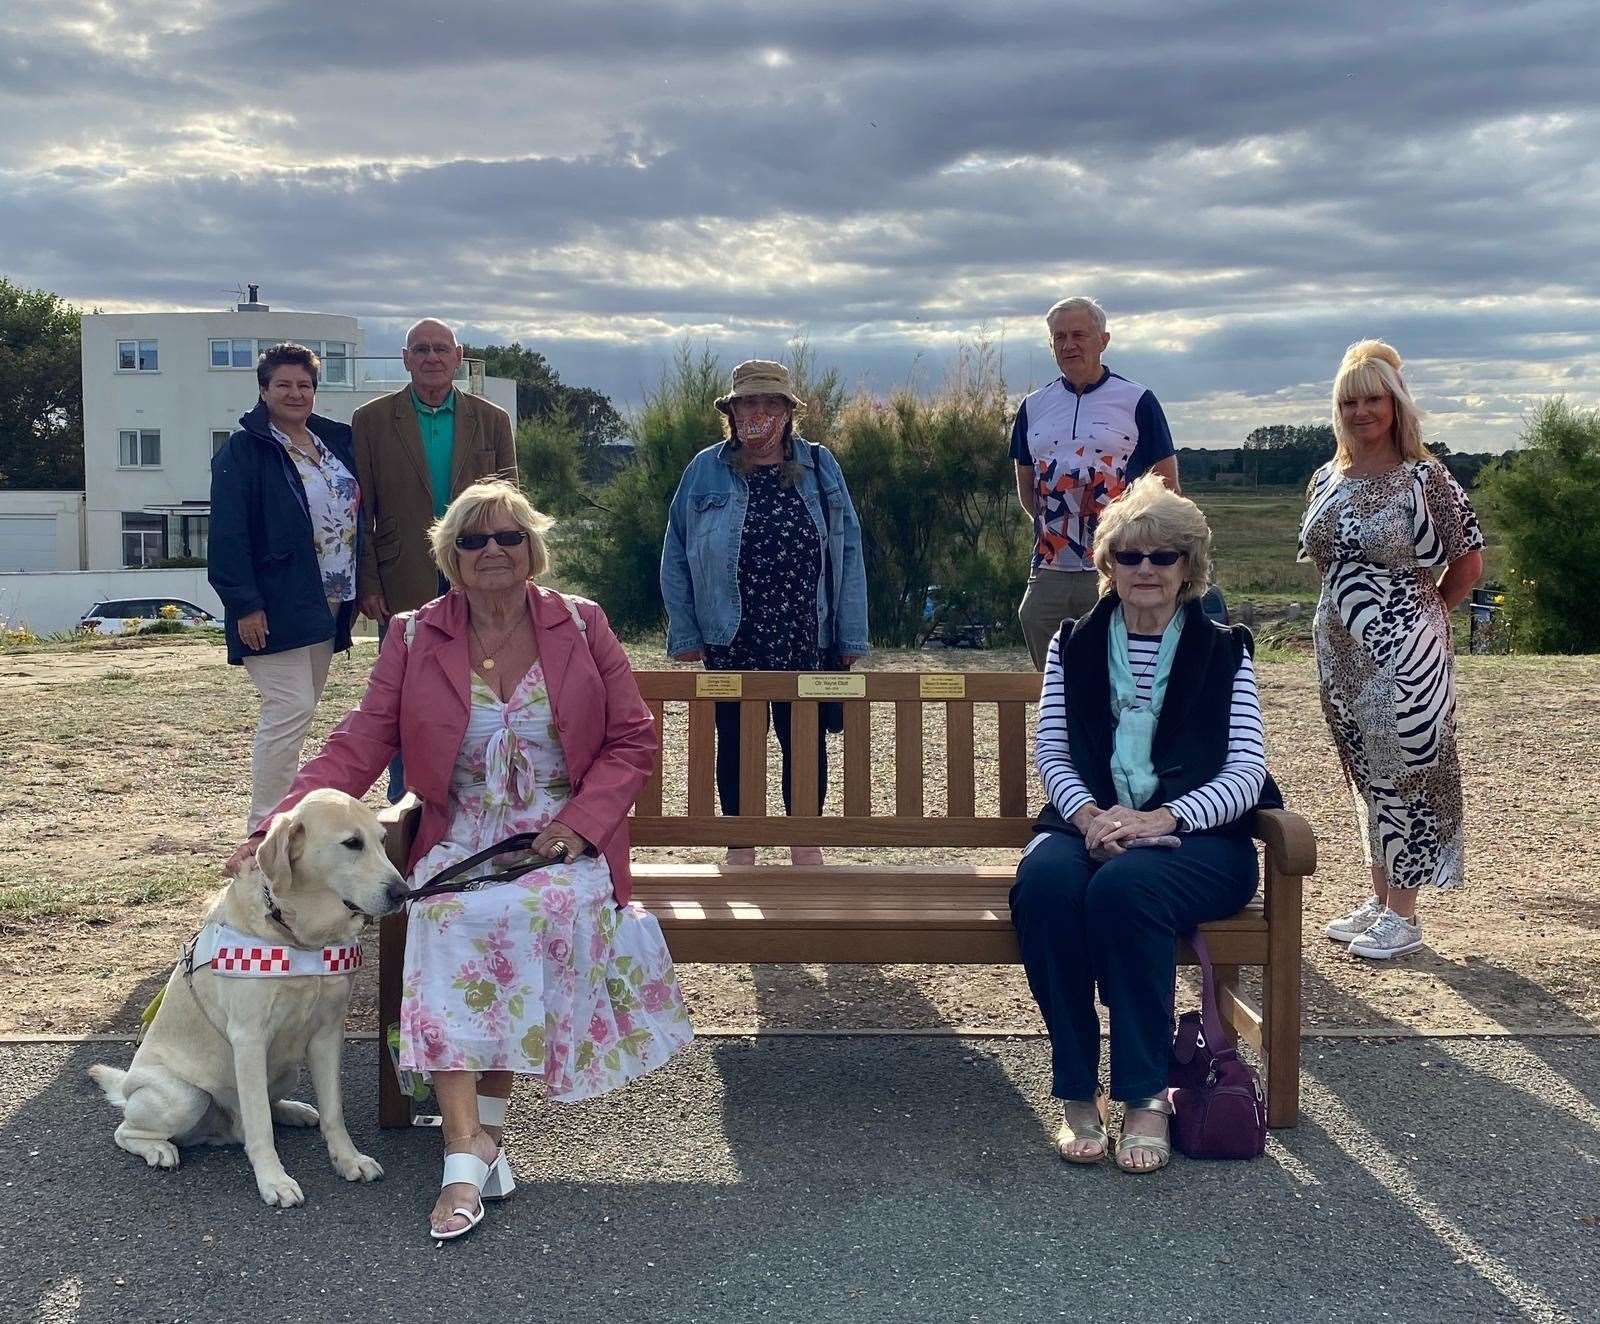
[{"xmin": 377, "ymin": 669, "xmax": 1315, "ymax": 1128}]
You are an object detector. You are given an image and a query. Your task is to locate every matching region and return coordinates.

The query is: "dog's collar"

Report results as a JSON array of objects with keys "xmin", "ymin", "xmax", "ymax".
[{"xmin": 190, "ymin": 921, "xmax": 363, "ymax": 979}]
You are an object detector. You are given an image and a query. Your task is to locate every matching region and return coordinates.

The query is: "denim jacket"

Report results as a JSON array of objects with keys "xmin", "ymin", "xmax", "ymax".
[{"xmin": 660, "ymin": 438, "xmax": 870, "ymax": 657}]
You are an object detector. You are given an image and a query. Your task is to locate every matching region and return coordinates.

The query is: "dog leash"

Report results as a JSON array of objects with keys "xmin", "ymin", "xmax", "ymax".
[{"xmin": 404, "ymin": 833, "xmax": 565, "ymax": 903}]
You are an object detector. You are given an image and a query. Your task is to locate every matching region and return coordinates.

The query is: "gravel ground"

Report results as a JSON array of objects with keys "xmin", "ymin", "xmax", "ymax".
[
  {"xmin": 2, "ymin": 642, "xmax": 1596, "ymax": 1039},
  {"xmin": 4, "ymin": 1035, "xmax": 1595, "ymax": 1323}
]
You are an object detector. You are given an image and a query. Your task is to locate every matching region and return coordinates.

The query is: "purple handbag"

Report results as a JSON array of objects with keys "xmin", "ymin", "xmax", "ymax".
[{"xmin": 1167, "ymin": 930, "xmax": 1267, "ymax": 1159}]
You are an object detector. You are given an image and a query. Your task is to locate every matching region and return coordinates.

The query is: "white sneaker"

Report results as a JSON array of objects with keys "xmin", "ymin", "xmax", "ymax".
[
  {"xmin": 1348, "ymin": 909, "xmax": 1423, "ymax": 960},
  {"xmin": 1324, "ymin": 896, "xmax": 1384, "ymax": 943}
]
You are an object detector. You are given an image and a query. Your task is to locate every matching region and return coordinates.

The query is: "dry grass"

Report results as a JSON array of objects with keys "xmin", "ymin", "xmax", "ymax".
[{"xmin": 1, "ymin": 640, "xmax": 1595, "ymax": 1037}]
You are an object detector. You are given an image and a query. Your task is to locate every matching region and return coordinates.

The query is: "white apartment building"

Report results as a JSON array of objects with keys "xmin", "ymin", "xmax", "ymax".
[{"xmin": 77, "ymin": 292, "xmax": 516, "ymax": 571}]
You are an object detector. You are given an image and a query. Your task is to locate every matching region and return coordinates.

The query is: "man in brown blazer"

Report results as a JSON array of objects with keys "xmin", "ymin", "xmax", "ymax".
[
  {"xmin": 353, "ymin": 317, "xmax": 517, "ymax": 622},
  {"xmin": 354, "ymin": 318, "xmax": 517, "ymax": 799}
]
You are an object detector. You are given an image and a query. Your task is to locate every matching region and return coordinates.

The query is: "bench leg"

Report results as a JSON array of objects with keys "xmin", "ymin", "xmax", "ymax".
[
  {"xmin": 1216, "ymin": 959, "xmax": 1241, "ymax": 1036},
  {"xmin": 1262, "ymin": 867, "xmax": 1303, "ymax": 1129},
  {"xmin": 377, "ymin": 911, "xmax": 412, "ymax": 1129}
]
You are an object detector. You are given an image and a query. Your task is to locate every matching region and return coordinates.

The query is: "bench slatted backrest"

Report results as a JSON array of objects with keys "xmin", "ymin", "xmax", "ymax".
[{"xmin": 630, "ymin": 671, "xmax": 1041, "ymax": 847}]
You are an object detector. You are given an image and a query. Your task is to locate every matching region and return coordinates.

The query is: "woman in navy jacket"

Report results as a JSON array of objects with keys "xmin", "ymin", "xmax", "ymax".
[{"xmin": 209, "ymin": 343, "xmax": 364, "ymax": 831}]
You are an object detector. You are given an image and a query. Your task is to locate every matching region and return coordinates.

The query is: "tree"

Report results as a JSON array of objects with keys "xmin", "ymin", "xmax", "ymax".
[
  {"xmin": 1476, "ymin": 398, "xmax": 1600, "ymax": 653},
  {"xmin": 515, "ymin": 414, "xmax": 585, "ymax": 515},
  {"xmin": 1242, "ymin": 422, "xmax": 1334, "ymax": 486},
  {"xmin": 0, "ymin": 278, "xmax": 84, "ymax": 489},
  {"xmin": 463, "ymin": 341, "xmax": 626, "ymax": 480}
]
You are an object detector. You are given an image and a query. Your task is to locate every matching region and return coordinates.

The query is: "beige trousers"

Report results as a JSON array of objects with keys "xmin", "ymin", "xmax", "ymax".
[
  {"xmin": 1017, "ymin": 569, "xmax": 1103, "ymax": 669},
  {"xmin": 242, "ymin": 640, "xmax": 334, "ymax": 832}
]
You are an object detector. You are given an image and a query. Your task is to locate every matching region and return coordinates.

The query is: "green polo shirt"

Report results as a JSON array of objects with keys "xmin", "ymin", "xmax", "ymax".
[{"xmin": 411, "ymin": 388, "xmax": 457, "ymax": 518}]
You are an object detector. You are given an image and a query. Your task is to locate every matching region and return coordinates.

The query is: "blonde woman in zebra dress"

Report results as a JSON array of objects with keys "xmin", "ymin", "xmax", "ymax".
[{"xmin": 1298, "ymin": 341, "xmax": 1484, "ymax": 959}]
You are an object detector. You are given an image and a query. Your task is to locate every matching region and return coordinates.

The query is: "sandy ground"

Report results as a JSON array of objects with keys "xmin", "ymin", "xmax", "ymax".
[{"xmin": 1, "ymin": 639, "xmax": 1597, "ymax": 1037}]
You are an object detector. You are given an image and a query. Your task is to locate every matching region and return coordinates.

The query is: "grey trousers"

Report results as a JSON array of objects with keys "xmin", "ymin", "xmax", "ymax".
[{"xmin": 1018, "ymin": 569, "xmax": 1102, "ymax": 668}]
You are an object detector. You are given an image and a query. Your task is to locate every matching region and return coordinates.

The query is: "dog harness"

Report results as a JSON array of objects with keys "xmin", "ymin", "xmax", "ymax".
[{"xmin": 187, "ymin": 921, "xmax": 363, "ymax": 978}]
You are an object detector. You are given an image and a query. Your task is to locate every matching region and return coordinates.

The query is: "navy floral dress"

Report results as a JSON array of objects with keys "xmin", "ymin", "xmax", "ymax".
[{"xmin": 705, "ymin": 464, "xmax": 822, "ymax": 671}]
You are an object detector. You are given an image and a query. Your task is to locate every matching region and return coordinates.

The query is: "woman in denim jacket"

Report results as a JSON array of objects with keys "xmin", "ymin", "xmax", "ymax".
[{"xmin": 660, "ymin": 360, "xmax": 869, "ymax": 865}]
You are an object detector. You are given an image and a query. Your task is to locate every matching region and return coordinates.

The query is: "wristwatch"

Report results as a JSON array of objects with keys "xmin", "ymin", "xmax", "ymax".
[{"xmin": 1165, "ymin": 804, "xmax": 1190, "ymax": 834}]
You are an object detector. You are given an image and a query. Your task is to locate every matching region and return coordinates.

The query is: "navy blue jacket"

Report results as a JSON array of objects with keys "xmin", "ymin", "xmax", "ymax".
[{"xmin": 209, "ymin": 400, "xmax": 362, "ymax": 665}]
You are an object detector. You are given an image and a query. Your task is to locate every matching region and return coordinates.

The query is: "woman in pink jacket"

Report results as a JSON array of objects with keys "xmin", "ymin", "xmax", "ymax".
[{"xmin": 228, "ymin": 479, "xmax": 692, "ymax": 1242}]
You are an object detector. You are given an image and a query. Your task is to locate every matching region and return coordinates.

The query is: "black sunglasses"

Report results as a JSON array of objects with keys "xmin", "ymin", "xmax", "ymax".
[
  {"xmin": 1112, "ymin": 548, "xmax": 1185, "ymax": 567},
  {"xmin": 454, "ymin": 529, "xmax": 528, "ymax": 551}
]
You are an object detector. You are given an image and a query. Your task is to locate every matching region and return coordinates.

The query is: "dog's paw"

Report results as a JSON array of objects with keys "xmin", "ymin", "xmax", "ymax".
[
  {"xmin": 115, "ymin": 1133, "xmax": 180, "ymax": 1169},
  {"xmin": 255, "ymin": 1171, "xmax": 305, "ymax": 1208},
  {"xmin": 272, "ymin": 1100, "xmax": 320, "ymax": 1128},
  {"xmin": 140, "ymin": 1141, "xmax": 180, "ymax": 1170},
  {"xmin": 333, "ymin": 1151, "xmax": 384, "ymax": 1183}
]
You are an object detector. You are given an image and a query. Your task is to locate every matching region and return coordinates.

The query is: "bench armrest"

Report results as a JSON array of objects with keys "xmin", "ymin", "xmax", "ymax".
[
  {"xmin": 1252, "ymin": 808, "xmax": 1317, "ymax": 877},
  {"xmin": 378, "ymin": 794, "xmax": 423, "ymax": 874}
]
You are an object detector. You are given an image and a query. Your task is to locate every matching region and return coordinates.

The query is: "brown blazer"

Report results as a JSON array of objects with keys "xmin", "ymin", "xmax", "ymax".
[{"xmin": 352, "ymin": 386, "xmax": 517, "ymax": 612}]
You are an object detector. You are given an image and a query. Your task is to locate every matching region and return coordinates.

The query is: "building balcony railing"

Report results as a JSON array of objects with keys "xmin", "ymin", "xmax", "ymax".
[{"xmin": 318, "ymin": 357, "xmax": 488, "ymax": 394}]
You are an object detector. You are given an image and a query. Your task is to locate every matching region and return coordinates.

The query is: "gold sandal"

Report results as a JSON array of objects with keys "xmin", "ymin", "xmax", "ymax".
[
  {"xmin": 1056, "ymin": 1091, "xmax": 1110, "ymax": 1164},
  {"xmin": 1114, "ymin": 1094, "xmax": 1174, "ymax": 1174}
]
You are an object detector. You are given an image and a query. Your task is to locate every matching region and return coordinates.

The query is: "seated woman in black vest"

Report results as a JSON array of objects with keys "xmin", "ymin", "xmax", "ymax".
[{"xmin": 1010, "ymin": 474, "xmax": 1279, "ymax": 1173}]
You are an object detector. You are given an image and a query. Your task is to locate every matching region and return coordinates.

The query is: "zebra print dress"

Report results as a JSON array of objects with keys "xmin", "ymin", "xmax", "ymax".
[{"xmin": 1297, "ymin": 460, "xmax": 1484, "ymax": 890}]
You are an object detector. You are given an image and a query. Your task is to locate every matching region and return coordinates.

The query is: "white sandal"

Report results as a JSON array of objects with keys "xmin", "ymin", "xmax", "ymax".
[
  {"xmin": 432, "ymin": 1143, "xmax": 493, "ymax": 1242},
  {"xmin": 476, "ymin": 1094, "xmax": 515, "ymax": 1201}
]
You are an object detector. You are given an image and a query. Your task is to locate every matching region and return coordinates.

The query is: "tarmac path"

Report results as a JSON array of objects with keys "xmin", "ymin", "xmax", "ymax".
[{"xmin": 3, "ymin": 1035, "xmax": 1596, "ymax": 1323}]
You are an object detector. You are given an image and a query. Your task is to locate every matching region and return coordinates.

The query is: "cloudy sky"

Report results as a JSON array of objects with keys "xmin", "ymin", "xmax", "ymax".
[{"xmin": 4, "ymin": 0, "xmax": 1598, "ymax": 450}]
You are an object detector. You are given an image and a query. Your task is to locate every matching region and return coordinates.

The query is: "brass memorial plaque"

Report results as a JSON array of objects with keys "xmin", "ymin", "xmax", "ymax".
[
  {"xmin": 797, "ymin": 673, "xmax": 867, "ymax": 699},
  {"xmin": 695, "ymin": 674, "xmax": 743, "ymax": 698},
  {"xmin": 919, "ymin": 674, "xmax": 967, "ymax": 699}
]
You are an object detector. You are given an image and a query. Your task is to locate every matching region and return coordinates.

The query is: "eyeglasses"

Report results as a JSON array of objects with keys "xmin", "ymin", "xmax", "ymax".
[
  {"xmin": 454, "ymin": 529, "xmax": 528, "ymax": 551},
  {"xmin": 406, "ymin": 342, "xmax": 458, "ymax": 357},
  {"xmin": 1111, "ymin": 549, "xmax": 1185, "ymax": 567}
]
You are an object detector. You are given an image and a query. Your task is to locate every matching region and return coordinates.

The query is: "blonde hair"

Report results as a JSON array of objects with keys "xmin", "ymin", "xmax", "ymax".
[
  {"xmin": 1092, "ymin": 473, "xmax": 1213, "ymax": 606},
  {"xmin": 1331, "ymin": 339, "xmax": 1431, "ymax": 469},
  {"xmin": 429, "ymin": 479, "xmax": 553, "ymax": 587}
]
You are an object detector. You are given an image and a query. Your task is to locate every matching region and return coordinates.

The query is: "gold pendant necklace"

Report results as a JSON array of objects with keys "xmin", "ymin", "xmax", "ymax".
[{"xmin": 468, "ymin": 618, "xmax": 517, "ymax": 671}]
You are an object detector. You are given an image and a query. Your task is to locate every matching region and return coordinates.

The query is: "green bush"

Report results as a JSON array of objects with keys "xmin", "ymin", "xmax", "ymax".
[
  {"xmin": 829, "ymin": 340, "xmax": 1026, "ymax": 645},
  {"xmin": 565, "ymin": 344, "xmax": 724, "ymax": 634},
  {"xmin": 1476, "ymin": 398, "xmax": 1600, "ymax": 653},
  {"xmin": 516, "ymin": 413, "xmax": 586, "ymax": 515}
]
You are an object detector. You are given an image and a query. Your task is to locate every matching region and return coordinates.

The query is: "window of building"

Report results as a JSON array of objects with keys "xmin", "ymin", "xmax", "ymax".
[
  {"xmin": 118, "ymin": 429, "xmax": 162, "ymax": 467},
  {"xmin": 121, "ymin": 514, "xmax": 166, "ymax": 568},
  {"xmin": 168, "ymin": 513, "xmax": 209, "ymax": 562},
  {"xmin": 116, "ymin": 339, "xmax": 159, "ymax": 372},
  {"xmin": 211, "ymin": 430, "xmax": 232, "ymax": 457},
  {"xmin": 209, "ymin": 338, "xmax": 256, "ymax": 369}
]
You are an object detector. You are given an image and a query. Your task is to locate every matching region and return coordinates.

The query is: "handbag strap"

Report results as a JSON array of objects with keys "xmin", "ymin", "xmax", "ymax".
[
  {"xmin": 808, "ymin": 441, "xmax": 840, "ymax": 654},
  {"xmin": 1189, "ymin": 928, "xmax": 1237, "ymax": 1056},
  {"xmin": 405, "ymin": 832, "xmax": 560, "ymax": 903}
]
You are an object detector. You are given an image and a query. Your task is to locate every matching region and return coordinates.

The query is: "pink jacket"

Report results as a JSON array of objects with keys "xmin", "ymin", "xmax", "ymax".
[{"xmin": 265, "ymin": 585, "xmax": 657, "ymax": 904}]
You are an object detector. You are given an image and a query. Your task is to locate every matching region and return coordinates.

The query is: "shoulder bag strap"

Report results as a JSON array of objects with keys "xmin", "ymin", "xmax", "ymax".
[
  {"xmin": 809, "ymin": 442, "xmax": 840, "ymax": 656},
  {"xmin": 1189, "ymin": 929, "xmax": 1237, "ymax": 1055}
]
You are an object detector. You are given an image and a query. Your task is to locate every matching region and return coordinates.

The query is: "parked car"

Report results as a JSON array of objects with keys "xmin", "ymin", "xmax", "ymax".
[{"xmin": 79, "ymin": 598, "xmax": 221, "ymax": 635}]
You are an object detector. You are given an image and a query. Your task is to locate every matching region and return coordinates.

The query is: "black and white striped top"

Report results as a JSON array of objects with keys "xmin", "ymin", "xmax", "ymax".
[{"xmin": 1036, "ymin": 625, "xmax": 1267, "ymax": 832}]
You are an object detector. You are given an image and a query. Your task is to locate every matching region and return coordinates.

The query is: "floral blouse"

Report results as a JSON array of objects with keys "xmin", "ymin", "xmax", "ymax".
[{"xmin": 272, "ymin": 422, "xmax": 359, "ymax": 603}]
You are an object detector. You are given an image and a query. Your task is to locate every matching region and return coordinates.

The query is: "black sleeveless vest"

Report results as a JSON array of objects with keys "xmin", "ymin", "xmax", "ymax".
[{"xmin": 1033, "ymin": 593, "xmax": 1282, "ymax": 840}]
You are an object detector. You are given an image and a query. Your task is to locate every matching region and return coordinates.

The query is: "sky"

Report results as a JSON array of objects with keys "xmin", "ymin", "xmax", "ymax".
[{"xmin": 3, "ymin": 1, "xmax": 1598, "ymax": 451}]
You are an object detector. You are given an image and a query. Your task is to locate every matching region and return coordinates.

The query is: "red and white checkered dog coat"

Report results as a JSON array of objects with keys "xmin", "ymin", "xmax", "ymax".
[{"xmin": 190, "ymin": 922, "xmax": 363, "ymax": 978}]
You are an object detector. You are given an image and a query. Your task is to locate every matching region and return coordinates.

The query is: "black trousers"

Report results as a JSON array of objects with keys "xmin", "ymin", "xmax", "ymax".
[
  {"xmin": 714, "ymin": 700, "xmax": 829, "ymax": 817},
  {"xmin": 1009, "ymin": 831, "xmax": 1258, "ymax": 1101}
]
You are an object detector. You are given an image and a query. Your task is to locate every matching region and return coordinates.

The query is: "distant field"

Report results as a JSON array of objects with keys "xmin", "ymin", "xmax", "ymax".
[{"xmin": 1186, "ymin": 483, "xmax": 1504, "ymax": 609}]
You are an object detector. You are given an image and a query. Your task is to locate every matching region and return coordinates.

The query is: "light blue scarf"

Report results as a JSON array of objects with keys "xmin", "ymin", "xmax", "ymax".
[{"xmin": 1108, "ymin": 605, "xmax": 1183, "ymax": 808}]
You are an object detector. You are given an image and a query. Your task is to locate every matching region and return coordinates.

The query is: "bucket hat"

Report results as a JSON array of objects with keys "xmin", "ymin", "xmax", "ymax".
[{"xmin": 714, "ymin": 359, "xmax": 805, "ymax": 416}]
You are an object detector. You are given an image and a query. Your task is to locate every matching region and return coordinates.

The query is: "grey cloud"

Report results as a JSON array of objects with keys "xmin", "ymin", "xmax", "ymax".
[{"xmin": 1, "ymin": 1, "xmax": 1597, "ymax": 452}]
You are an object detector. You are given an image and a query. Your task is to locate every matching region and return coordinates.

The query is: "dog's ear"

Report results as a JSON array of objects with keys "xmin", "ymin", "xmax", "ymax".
[{"xmin": 255, "ymin": 814, "xmax": 305, "ymax": 892}]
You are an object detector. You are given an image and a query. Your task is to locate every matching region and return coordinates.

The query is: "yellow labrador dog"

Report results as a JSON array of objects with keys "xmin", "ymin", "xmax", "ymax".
[{"xmin": 90, "ymin": 789, "xmax": 408, "ymax": 1207}]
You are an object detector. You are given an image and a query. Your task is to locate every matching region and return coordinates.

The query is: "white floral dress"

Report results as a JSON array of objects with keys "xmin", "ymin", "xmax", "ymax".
[{"xmin": 397, "ymin": 661, "xmax": 692, "ymax": 1101}]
